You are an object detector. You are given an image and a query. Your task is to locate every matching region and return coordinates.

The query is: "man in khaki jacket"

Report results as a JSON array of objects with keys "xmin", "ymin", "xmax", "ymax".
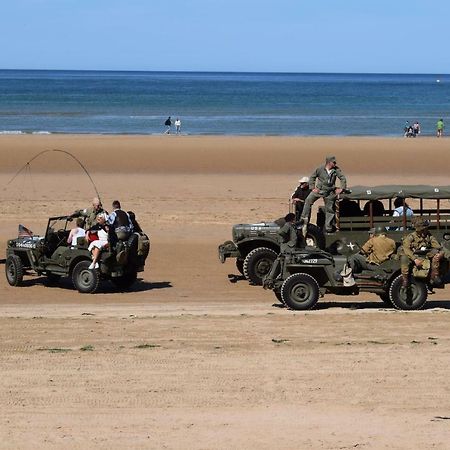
[{"xmin": 349, "ymin": 226, "xmax": 396, "ymax": 273}]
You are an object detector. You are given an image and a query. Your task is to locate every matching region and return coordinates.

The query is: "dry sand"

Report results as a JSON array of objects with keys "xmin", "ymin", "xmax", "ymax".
[{"xmin": 1, "ymin": 135, "xmax": 450, "ymax": 449}]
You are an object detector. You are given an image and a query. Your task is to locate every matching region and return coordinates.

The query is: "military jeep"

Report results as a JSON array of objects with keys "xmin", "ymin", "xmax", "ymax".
[
  {"xmin": 218, "ymin": 222, "xmax": 325, "ymax": 285},
  {"xmin": 267, "ymin": 242, "xmax": 450, "ymax": 311},
  {"xmin": 5, "ymin": 215, "xmax": 150, "ymax": 293},
  {"xmin": 265, "ymin": 184, "xmax": 450, "ymax": 310}
]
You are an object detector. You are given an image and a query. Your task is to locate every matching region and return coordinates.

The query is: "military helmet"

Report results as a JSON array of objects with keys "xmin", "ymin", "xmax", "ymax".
[
  {"xmin": 412, "ymin": 217, "xmax": 430, "ymax": 231},
  {"xmin": 368, "ymin": 226, "xmax": 385, "ymax": 235}
]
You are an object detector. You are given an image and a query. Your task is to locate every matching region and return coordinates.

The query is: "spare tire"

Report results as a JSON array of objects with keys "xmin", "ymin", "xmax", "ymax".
[{"xmin": 243, "ymin": 247, "xmax": 277, "ymax": 285}]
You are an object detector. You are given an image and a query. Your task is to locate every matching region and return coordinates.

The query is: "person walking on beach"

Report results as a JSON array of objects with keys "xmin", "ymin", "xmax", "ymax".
[
  {"xmin": 436, "ymin": 118, "xmax": 444, "ymax": 137},
  {"xmin": 404, "ymin": 121, "xmax": 410, "ymax": 137},
  {"xmin": 164, "ymin": 116, "xmax": 172, "ymax": 134},
  {"xmin": 412, "ymin": 121, "xmax": 420, "ymax": 137},
  {"xmin": 174, "ymin": 118, "xmax": 181, "ymax": 134},
  {"xmin": 300, "ymin": 155, "xmax": 347, "ymax": 234}
]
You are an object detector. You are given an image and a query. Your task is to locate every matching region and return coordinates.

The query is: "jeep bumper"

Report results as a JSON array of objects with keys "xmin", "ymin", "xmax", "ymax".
[{"xmin": 218, "ymin": 240, "xmax": 240, "ymax": 263}]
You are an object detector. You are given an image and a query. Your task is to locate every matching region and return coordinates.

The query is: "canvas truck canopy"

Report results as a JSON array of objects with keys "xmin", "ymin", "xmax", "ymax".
[{"xmin": 343, "ymin": 185, "xmax": 450, "ymax": 201}]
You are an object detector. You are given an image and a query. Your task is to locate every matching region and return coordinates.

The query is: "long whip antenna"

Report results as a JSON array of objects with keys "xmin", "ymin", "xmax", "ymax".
[{"xmin": 5, "ymin": 149, "xmax": 101, "ymax": 203}]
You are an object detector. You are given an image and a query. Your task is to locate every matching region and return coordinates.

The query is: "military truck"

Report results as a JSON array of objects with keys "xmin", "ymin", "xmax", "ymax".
[
  {"xmin": 265, "ymin": 185, "xmax": 450, "ymax": 310},
  {"xmin": 219, "ymin": 185, "xmax": 450, "ymax": 285},
  {"xmin": 5, "ymin": 215, "xmax": 150, "ymax": 293},
  {"xmin": 218, "ymin": 222, "xmax": 325, "ymax": 285}
]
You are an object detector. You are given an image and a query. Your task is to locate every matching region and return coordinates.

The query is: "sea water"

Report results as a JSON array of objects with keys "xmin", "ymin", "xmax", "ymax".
[{"xmin": 0, "ymin": 70, "xmax": 448, "ymax": 136}]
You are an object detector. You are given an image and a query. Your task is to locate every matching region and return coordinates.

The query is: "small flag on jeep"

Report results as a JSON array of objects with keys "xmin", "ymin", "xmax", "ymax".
[{"xmin": 18, "ymin": 224, "xmax": 33, "ymax": 237}]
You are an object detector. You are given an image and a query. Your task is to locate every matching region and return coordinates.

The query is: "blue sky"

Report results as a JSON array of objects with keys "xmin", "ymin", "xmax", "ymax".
[{"xmin": 2, "ymin": 0, "xmax": 449, "ymax": 73}]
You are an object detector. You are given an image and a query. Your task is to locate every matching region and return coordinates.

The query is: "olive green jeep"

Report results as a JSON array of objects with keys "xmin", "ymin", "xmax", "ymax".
[
  {"xmin": 5, "ymin": 215, "xmax": 150, "ymax": 293},
  {"xmin": 264, "ymin": 185, "xmax": 450, "ymax": 310}
]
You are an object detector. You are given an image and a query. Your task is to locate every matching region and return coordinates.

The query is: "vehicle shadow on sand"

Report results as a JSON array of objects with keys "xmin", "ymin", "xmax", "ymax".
[
  {"xmin": 228, "ymin": 273, "xmax": 247, "ymax": 283},
  {"xmin": 15, "ymin": 276, "xmax": 172, "ymax": 294},
  {"xmin": 273, "ymin": 299, "xmax": 450, "ymax": 311}
]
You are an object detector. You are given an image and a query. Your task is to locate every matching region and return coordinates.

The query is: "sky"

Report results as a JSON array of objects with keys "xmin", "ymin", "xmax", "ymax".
[{"xmin": 1, "ymin": 0, "xmax": 450, "ymax": 73}]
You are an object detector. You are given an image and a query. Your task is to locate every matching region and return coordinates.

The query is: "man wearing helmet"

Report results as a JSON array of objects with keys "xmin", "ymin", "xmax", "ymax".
[
  {"xmin": 291, "ymin": 176, "xmax": 311, "ymax": 221},
  {"xmin": 348, "ymin": 226, "xmax": 396, "ymax": 273},
  {"xmin": 400, "ymin": 217, "xmax": 444, "ymax": 287}
]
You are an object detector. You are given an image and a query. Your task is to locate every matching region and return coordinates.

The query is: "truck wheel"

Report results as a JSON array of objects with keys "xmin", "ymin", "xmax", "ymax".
[
  {"xmin": 305, "ymin": 224, "xmax": 326, "ymax": 249},
  {"xmin": 5, "ymin": 255, "xmax": 24, "ymax": 286},
  {"xmin": 243, "ymin": 247, "xmax": 277, "ymax": 285},
  {"xmin": 235, "ymin": 259, "xmax": 244, "ymax": 275},
  {"xmin": 72, "ymin": 261, "xmax": 100, "ymax": 294},
  {"xmin": 379, "ymin": 292, "xmax": 393, "ymax": 307},
  {"xmin": 389, "ymin": 275, "xmax": 427, "ymax": 310},
  {"xmin": 281, "ymin": 273, "xmax": 320, "ymax": 310},
  {"xmin": 111, "ymin": 271, "xmax": 137, "ymax": 291}
]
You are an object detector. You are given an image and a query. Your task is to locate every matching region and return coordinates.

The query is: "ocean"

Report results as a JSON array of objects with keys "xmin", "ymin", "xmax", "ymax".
[{"xmin": 0, "ymin": 70, "xmax": 448, "ymax": 136}]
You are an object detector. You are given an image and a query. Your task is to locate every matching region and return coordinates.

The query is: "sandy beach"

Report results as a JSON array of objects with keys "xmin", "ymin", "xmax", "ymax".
[{"xmin": 1, "ymin": 135, "xmax": 450, "ymax": 449}]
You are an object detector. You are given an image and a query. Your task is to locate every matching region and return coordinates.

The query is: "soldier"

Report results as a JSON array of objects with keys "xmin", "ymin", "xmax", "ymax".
[
  {"xmin": 72, "ymin": 197, "xmax": 105, "ymax": 230},
  {"xmin": 291, "ymin": 176, "xmax": 311, "ymax": 221},
  {"xmin": 263, "ymin": 213, "xmax": 297, "ymax": 289},
  {"xmin": 300, "ymin": 155, "xmax": 347, "ymax": 234},
  {"xmin": 348, "ymin": 226, "xmax": 396, "ymax": 273},
  {"xmin": 400, "ymin": 217, "xmax": 444, "ymax": 287}
]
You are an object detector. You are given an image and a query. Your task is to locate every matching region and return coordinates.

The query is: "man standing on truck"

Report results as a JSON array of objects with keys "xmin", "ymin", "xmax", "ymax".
[
  {"xmin": 300, "ymin": 155, "xmax": 347, "ymax": 234},
  {"xmin": 400, "ymin": 217, "xmax": 444, "ymax": 287}
]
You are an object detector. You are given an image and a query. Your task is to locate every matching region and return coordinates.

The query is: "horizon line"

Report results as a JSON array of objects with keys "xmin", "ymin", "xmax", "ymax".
[{"xmin": 0, "ymin": 68, "xmax": 448, "ymax": 76}]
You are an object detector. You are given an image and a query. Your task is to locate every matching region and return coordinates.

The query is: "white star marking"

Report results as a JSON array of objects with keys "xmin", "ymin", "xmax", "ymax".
[{"xmin": 347, "ymin": 242, "xmax": 356, "ymax": 250}]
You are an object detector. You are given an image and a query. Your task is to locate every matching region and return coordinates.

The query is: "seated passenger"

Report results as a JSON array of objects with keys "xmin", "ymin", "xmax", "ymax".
[
  {"xmin": 86, "ymin": 213, "xmax": 110, "ymax": 270},
  {"xmin": 67, "ymin": 218, "xmax": 86, "ymax": 246},
  {"xmin": 363, "ymin": 200, "xmax": 385, "ymax": 217},
  {"xmin": 400, "ymin": 217, "xmax": 444, "ymax": 287},
  {"xmin": 348, "ymin": 226, "xmax": 396, "ymax": 274},
  {"xmin": 291, "ymin": 176, "xmax": 311, "ymax": 221},
  {"xmin": 339, "ymin": 199, "xmax": 362, "ymax": 217},
  {"xmin": 128, "ymin": 211, "xmax": 143, "ymax": 233},
  {"xmin": 393, "ymin": 197, "xmax": 414, "ymax": 217},
  {"xmin": 391, "ymin": 197, "xmax": 414, "ymax": 230}
]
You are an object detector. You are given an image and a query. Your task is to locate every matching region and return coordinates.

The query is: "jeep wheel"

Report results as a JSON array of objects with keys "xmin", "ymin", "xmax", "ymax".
[
  {"xmin": 235, "ymin": 258, "xmax": 244, "ymax": 276},
  {"xmin": 281, "ymin": 273, "xmax": 320, "ymax": 310},
  {"xmin": 243, "ymin": 247, "xmax": 277, "ymax": 285},
  {"xmin": 379, "ymin": 292, "xmax": 393, "ymax": 307},
  {"xmin": 72, "ymin": 261, "xmax": 100, "ymax": 294},
  {"xmin": 111, "ymin": 271, "xmax": 137, "ymax": 291},
  {"xmin": 389, "ymin": 275, "xmax": 427, "ymax": 310},
  {"xmin": 5, "ymin": 255, "xmax": 24, "ymax": 286},
  {"xmin": 305, "ymin": 224, "xmax": 326, "ymax": 249}
]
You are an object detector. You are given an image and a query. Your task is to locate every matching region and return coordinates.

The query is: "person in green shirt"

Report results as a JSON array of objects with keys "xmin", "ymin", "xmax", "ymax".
[{"xmin": 436, "ymin": 118, "xmax": 444, "ymax": 137}]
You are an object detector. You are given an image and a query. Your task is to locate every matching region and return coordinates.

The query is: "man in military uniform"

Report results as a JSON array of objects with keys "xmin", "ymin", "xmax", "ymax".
[
  {"xmin": 263, "ymin": 213, "xmax": 297, "ymax": 289},
  {"xmin": 349, "ymin": 226, "xmax": 396, "ymax": 273},
  {"xmin": 300, "ymin": 155, "xmax": 347, "ymax": 234},
  {"xmin": 400, "ymin": 217, "xmax": 444, "ymax": 287},
  {"xmin": 72, "ymin": 197, "xmax": 105, "ymax": 230},
  {"xmin": 291, "ymin": 176, "xmax": 311, "ymax": 221}
]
